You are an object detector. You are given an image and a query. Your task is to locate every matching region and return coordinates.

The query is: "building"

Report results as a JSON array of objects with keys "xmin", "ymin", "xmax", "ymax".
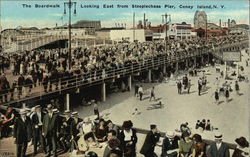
[
  {"xmin": 194, "ymin": 10, "xmax": 207, "ymax": 29},
  {"xmin": 71, "ymin": 20, "xmax": 101, "ymax": 30},
  {"xmin": 96, "ymin": 27, "xmax": 125, "ymax": 39},
  {"xmin": 55, "ymin": 20, "xmax": 102, "ymax": 35},
  {"xmin": 150, "ymin": 22, "xmax": 193, "ymax": 40},
  {"xmin": 149, "ymin": 25, "xmax": 166, "ymax": 33},
  {"xmin": 109, "ymin": 29, "xmax": 146, "ymax": 42},
  {"xmin": 168, "ymin": 22, "xmax": 192, "ymax": 39},
  {"xmin": 149, "ymin": 25, "xmax": 166, "ymax": 40}
]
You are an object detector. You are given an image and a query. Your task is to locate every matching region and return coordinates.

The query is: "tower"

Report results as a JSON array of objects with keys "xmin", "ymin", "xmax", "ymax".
[{"xmin": 194, "ymin": 10, "xmax": 207, "ymax": 29}]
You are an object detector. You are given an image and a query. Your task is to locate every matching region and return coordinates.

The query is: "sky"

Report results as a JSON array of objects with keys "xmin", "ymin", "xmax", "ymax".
[{"xmin": 0, "ymin": 0, "xmax": 249, "ymax": 30}]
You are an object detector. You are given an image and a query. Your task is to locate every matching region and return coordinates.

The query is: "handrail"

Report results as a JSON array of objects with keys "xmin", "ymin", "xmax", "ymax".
[
  {"xmin": 0, "ymin": 40, "xmax": 248, "ymax": 93},
  {"xmin": 0, "ymin": 40, "xmax": 248, "ymax": 105},
  {"xmin": 1, "ymin": 39, "xmax": 247, "ymax": 94}
]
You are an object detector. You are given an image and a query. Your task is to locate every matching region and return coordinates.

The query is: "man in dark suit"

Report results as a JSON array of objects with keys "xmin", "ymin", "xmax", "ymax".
[
  {"xmin": 60, "ymin": 110, "xmax": 73, "ymax": 152},
  {"xmin": 161, "ymin": 131, "xmax": 180, "ymax": 157},
  {"xmin": 70, "ymin": 112, "xmax": 82, "ymax": 142},
  {"xmin": 207, "ymin": 132, "xmax": 230, "ymax": 157},
  {"xmin": 198, "ymin": 78, "xmax": 202, "ymax": 96},
  {"xmin": 14, "ymin": 109, "xmax": 32, "ymax": 157},
  {"xmin": 43, "ymin": 104, "xmax": 58, "ymax": 157},
  {"xmin": 140, "ymin": 124, "xmax": 161, "ymax": 157},
  {"xmin": 31, "ymin": 105, "xmax": 45, "ymax": 155}
]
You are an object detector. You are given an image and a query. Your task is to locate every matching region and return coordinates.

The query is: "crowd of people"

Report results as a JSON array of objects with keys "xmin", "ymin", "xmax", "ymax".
[
  {"xmin": 0, "ymin": 34, "xmax": 249, "ymax": 157},
  {"xmin": 0, "ymin": 35, "xmax": 248, "ymax": 103},
  {"xmin": 0, "ymin": 104, "xmax": 249, "ymax": 157}
]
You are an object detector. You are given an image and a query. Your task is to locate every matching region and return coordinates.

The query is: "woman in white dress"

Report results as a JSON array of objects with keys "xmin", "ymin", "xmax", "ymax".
[{"xmin": 20, "ymin": 62, "xmax": 24, "ymax": 75}]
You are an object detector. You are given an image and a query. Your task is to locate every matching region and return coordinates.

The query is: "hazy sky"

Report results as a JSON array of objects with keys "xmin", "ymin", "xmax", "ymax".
[{"xmin": 1, "ymin": 0, "xmax": 249, "ymax": 29}]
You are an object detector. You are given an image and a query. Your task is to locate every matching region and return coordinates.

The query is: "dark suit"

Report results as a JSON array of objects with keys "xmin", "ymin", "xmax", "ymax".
[
  {"xmin": 43, "ymin": 112, "xmax": 58, "ymax": 156},
  {"xmin": 31, "ymin": 112, "xmax": 45, "ymax": 154},
  {"xmin": 198, "ymin": 81, "xmax": 202, "ymax": 95},
  {"xmin": 140, "ymin": 131, "xmax": 160, "ymax": 157},
  {"xmin": 161, "ymin": 136, "xmax": 180, "ymax": 157},
  {"xmin": 207, "ymin": 142, "xmax": 230, "ymax": 157},
  {"xmin": 14, "ymin": 116, "xmax": 32, "ymax": 157},
  {"xmin": 61, "ymin": 117, "xmax": 73, "ymax": 151},
  {"xmin": 232, "ymin": 148, "xmax": 245, "ymax": 157},
  {"xmin": 119, "ymin": 129, "xmax": 138, "ymax": 157},
  {"xmin": 71, "ymin": 118, "xmax": 82, "ymax": 139}
]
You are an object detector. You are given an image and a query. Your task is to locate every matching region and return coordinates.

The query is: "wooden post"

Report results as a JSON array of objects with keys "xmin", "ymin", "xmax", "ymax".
[
  {"xmin": 224, "ymin": 61, "xmax": 227, "ymax": 79},
  {"xmin": 66, "ymin": 93, "xmax": 70, "ymax": 110},
  {"xmin": 163, "ymin": 65, "xmax": 166, "ymax": 74},
  {"xmin": 175, "ymin": 62, "xmax": 179, "ymax": 72},
  {"xmin": 236, "ymin": 62, "xmax": 239, "ymax": 79},
  {"xmin": 102, "ymin": 83, "xmax": 106, "ymax": 102},
  {"xmin": 148, "ymin": 70, "xmax": 152, "ymax": 82},
  {"xmin": 128, "ymin": 75, "xmax": 132, "ymax": 91}
]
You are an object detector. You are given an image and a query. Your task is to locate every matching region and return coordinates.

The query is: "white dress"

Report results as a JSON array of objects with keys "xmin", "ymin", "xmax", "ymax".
[{"xmin": 20, "ymin": 63, "xmax": 24, "ymax": 74}]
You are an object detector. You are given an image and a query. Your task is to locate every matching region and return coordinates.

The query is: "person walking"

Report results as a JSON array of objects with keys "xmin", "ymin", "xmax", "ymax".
[
  {"xmin": 198, "ymin": 78, "xmax": 202, "ymax": 96},
  {"xmin": 42, "ymin": 73, "xmax": 49, "ymax": 93},
  {"xmin": 14, "ymin": 109, "xmax": 32, "ymax": 157},
  {"xmin": 25, "ymin": 75, "xmax": 33, "ymax": 97},
  {"xmin": 134, "ymin": 84, "xmax": 139, "ymax": 97},
  {"xmin": 31, "ymin": 105, "xmax": 45, "ymax": 155},
  {"xmin": 235, "ymin": 81, "xmax": 240, "ymax": 95},
  {"xmin": 138, "ymin": 85, "xmax": 143, "ymax": 101},
  {"xmin": 225, "ymin": 87, "xmax": 230, "ymax": 102},
  {"xmin": 177, "ymin": 80, "xmax": 182, "ymax": 94},
  {"xmin": 187, "ymin": 79, "xmax": 191, "ymax": 94},
  {"xmin": 182, "ymin": 74, "xmax": 188, "ymax": 90},
  {"xmin": 149, "ymin": 86, "xmax": 156, "ymax": 101},
  {"xmin": 211, "ymin": 89, "xmax": 220, "ymax": 105},
  {"xmin": 17, "ymin": 74, "xmax": 25, "ymax": 98},
  {"xmin": 140, "ymin": 124, "xmax": 161, "ymax": 157},
  {"xmin": 43, "ymin": 104, "xmax": 58, "ymax": 157}
]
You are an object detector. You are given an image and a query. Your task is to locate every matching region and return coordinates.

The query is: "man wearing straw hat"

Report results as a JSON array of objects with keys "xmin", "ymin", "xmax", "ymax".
[
  {"xmin": 43, "ymin": 104, "xmax": 58, "ymax": 157},
  {"xmin": 71, "ymin": 111, "xmax": 82, "ymax": 142},
  {"xmin": 161, "ymin": 131, "xmax": 180, "ymax": 157},
  {"xmin": 60, "ymin": 110, "xmax": 73, "ymax": 152},
  {"xmin": 14, "ymin": 109, "xmax": 32, "ymax": 157},
  {"xmin": 207, "ymin": 131, "xmax": 230, "ymax": 157}
]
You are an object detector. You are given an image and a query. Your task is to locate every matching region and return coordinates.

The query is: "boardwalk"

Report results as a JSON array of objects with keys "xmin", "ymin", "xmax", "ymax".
[{"xmin": 0, "ymin": 39, "xmax": 248, "ymax": 107}]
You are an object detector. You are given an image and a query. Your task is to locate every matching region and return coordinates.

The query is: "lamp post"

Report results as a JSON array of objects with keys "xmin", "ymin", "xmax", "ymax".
[
  {"xmin": 205, "ymin": 18, "xmax": 208, "ymax": 40},
  {"xmin": 161, "ymin": 13, "xmax": 171, "ymax": 53},
  {"xmin": 0, "ymin": 0, "xmax": 2, "ymax": 53},
  {"xmin": 64, "ymin": 0, "xmax": 76, "ymax": 70}
]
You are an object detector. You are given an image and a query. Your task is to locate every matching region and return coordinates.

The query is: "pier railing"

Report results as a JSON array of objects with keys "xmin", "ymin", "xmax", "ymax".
[{"xmin": 0, "ymin": 40, "xmax": 248, "ymax": 105}]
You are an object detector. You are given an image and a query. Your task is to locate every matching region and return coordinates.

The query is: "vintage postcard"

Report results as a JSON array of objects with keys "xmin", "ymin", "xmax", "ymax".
[{"xmin": 0, "ymin": 0, "xmax": 249, "ymax": 157}]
